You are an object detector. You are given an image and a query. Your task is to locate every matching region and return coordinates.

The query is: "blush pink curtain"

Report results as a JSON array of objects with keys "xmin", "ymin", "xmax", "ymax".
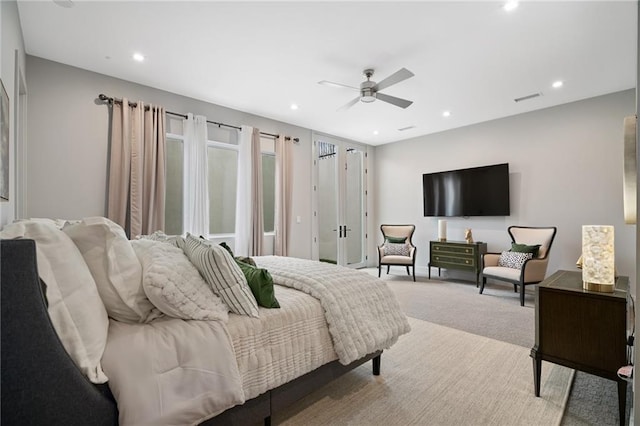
[
  {"xmin": 107, "ymin": 98, "xmax": 166, "ymax": 237},
  {"xmin": 250, "ymin": 128, "xmax": 264, "ymax": 256}
]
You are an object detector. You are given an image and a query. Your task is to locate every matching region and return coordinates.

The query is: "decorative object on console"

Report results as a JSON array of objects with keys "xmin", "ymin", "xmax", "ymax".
[
  {"xmin": 464, "ymin": 228, "xmax": 473, "ymax": 243},
  {"xmin": 438, "ymin": 219, "xmax": 447, "ymax": 241},
  {"xmin": 581, "ymin": 225, "xmax": 615, "ymax": 293}
]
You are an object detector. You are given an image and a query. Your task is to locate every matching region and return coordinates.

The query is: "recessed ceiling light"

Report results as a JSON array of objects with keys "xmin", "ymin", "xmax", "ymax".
[
  {"xmin": 552, "ymin": 80, "xmax": 564, "ymax": 89},
  {"xmin": 290, "ymin": 103, "xmax": 299, "ymax": 110},
  {"xmin": 503, "ymin": 1, "xmax": 518, "ymax": 12},
  {"xmin": 442, "ymin": 111, "xmax": 451, "ymax": 117},
  {"xmin": 373, "ymin": 130, "xmax": 379, "ymax": 135},
  {"xmin": 132, "ymin": 53, "xmax": 145, "ymax": 62}
]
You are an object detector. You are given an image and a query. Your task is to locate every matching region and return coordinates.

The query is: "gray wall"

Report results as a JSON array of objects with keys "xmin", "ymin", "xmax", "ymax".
[
  {"xmin": 25, "ymin": 55, "xmax": 317, "ymax": 258},
  {"xmin": 0, "ymin": 1, "xmax": 26, "ymax": 227},
  {"xmin": 372, "ymin": 89, "xmax": 637, "ymax": 286}
]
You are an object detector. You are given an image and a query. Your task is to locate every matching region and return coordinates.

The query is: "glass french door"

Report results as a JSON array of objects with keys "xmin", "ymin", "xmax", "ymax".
[{"xmin": 314, "ymin": 135, "xmax": 367, "ymax": 268}]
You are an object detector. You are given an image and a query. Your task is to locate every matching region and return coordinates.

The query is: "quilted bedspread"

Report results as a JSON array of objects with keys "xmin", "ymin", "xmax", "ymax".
[{"xmin": 254, "ymin": 256, "xmax": 411, "ymax": 365}]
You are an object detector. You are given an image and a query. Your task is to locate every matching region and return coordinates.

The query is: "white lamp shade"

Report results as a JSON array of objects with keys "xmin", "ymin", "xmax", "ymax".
[
  {"xmin": 438, "ymin": 220, "xmax": 447, "ymax": 241},
  {"xmin": 582, "ymin": 225, "xmax": 615, "ymax": 285}
]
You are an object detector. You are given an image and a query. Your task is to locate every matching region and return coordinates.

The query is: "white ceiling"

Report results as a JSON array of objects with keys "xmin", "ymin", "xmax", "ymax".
[{"xmin": 16, "ymin": 1, "xmax": 637, "ymax": 146}]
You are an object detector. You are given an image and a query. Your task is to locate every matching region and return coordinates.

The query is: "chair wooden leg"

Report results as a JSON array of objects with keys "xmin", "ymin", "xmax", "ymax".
[
  {"xmin": 386, "ymin": 265, "xmax": 390, "ymax": 274},
  {"xmin": 378, "ymin": 265, "xmax": 381, "ymax": 278},
  {"xmin": 479, "ymin": 278, "xmax": 485, "ymax": 294},
  {"xmin": 513, "ymin": 284, "xmax": 518, "ymax": 293},
  {"xmin": 412, "ymin": 266, "xmax": 416, "ymax": 282},
  {"xmin": 520, "ymin": 284, "xmax": 525, "ymax": 306},
  {"xmin": 406, "ymin": 266, "xmax": 410, "ymax": 276}
]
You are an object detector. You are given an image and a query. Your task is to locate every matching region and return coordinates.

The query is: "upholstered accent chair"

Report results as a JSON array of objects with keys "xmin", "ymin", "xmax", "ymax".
[
  {"xmin": 479, "ymin": 226, "xmax": 557, "ymax": 306},
  {"xmin": 378, "ymin": 224, "xmax": 417, "ymax": 282}
]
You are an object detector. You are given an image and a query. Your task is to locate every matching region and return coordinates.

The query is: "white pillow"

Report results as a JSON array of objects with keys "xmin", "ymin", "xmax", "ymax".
[
  {"xmin": 63, "ymin": 217, "xmax": 161, "ymax": 323},
  {"xmin": 136, "ymin": 230, "xmax": 185, "ymax": 249},
  {"xmin": 182, "ymin": 234, "xmax": 259, "ymax": 317},
  {"xmin": 383, "ymin": 242, "xmax": 411, "ymax": 256},
  {"xmin": 131, "ymin": 239, "xmax": 229, "ymax": 321},
  {"xmin": 0, "ymin": 221, "xmax": 109, "ymax": 383}
]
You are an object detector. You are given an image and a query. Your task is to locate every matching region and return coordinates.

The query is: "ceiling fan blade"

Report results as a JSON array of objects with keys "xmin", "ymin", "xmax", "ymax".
[
  {"xmin": 337, "ymin": 96, "xmax": 361, "ymax": 111},
  {"xmin": 376, "ymin": 92, "xmax": 413, "ymax": 109},
  {"xmin": 374, "ymin": 68, "xmax": 415, "ymax": 91},
  {"xmin": 318, "ymin": 80, "xmax": 359, "ymax": 90}
]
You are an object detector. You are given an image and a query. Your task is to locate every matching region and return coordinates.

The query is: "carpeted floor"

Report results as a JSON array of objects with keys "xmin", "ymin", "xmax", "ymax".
[
  {"xmin": 369, "ymin": 267, "xmax": 631, "ymax": 426},
  {"xmin": 274, "ymin": 317, "xmax": 573, "ymax": 426}
]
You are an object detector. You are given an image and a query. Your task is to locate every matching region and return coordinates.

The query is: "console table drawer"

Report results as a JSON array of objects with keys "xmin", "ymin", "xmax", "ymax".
[
  {"xmin": 432, "ymin": 255, "xmax": 475, "ymax": 267},
  {"xmin": 432, "ymin": 245, "xmax": 475, "ymax": 256}
]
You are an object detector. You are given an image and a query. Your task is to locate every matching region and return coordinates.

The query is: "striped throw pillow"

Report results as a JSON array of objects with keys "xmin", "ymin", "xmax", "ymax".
[{"xmin": 182, "ymin": 234, "xmax": 259, "ymax": 317}]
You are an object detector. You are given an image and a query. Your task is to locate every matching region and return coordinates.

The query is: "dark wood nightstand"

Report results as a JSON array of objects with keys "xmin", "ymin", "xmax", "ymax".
[{"xmin": 530, "ymin": 270, "xmax": 630, "ymax": 426}]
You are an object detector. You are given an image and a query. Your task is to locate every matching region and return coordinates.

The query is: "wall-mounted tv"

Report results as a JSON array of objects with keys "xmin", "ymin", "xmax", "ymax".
[{"xmin": 423, "ymin": 163, "xmax": 510, "ymax": 217}]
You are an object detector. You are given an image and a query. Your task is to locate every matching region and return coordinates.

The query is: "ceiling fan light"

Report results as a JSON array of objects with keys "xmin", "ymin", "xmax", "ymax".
[{"xmin": 361, "ymin": 88, "xmax": 376, "ymax": 103}]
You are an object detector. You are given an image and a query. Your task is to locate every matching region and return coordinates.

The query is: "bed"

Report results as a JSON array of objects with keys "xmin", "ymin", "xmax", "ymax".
[{"xmin": 0, "ymin": 218, "xmax": 410, "ymax": 425}]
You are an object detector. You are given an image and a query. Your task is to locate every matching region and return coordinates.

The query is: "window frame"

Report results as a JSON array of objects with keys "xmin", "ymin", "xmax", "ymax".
[{"xmin": 164, "ymin": 128, "xmax": 277, "ymax": 238}]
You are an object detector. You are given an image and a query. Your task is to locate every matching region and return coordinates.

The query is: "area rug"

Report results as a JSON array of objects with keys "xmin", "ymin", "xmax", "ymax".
[{"xmin": 274, "ymin": 317, "xmax": 574, "ymax": 426}]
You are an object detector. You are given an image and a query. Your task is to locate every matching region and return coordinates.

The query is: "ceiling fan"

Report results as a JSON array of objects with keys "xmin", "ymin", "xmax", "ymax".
[{"xmin": 318, "ymin": 68, "xmax": 415, "ymax": 111}]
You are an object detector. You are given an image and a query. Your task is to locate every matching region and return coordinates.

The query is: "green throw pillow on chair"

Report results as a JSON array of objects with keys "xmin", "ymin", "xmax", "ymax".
[
  {"xmin": 511, "ymin": 243, "xmax": 541, "ymax": 257},
  {"xmin": 385, "ymin": 236, "xmax": 407, "ymax": 244}
]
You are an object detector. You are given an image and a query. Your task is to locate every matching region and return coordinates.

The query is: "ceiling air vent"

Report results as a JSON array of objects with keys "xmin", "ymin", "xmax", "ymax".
[
  {"xmin": 398, "ymin": 125, "xmax": 416, "ymax": 131},
  {"xmin": 514, "ymin": 93, "xmax": 542, "ymax": 103}
]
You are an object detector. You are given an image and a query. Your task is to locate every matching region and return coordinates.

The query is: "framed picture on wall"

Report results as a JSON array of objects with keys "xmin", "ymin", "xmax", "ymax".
[{"xmin": 0, "ymin": 79, "xmax": 8, "ymax": 201}]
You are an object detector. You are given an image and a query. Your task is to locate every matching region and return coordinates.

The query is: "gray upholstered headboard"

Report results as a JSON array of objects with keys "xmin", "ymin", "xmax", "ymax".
[{"xmin": 0, "ymin": 239, "xmax": 118, "ymax": 425}]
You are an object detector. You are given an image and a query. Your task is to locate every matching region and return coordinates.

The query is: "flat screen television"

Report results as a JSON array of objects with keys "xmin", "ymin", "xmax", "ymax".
[{"xmin": 423, "ymin": 163, "xmax": 510, "ymax": 217}]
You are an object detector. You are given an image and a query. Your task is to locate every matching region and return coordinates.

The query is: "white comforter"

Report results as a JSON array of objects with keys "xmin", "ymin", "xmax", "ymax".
[
  {"xmin": 102, "ymin": 256, "xmax": 410, "ymax": 425},
  {"xmin": 254, "ymin": 256, "xmax": 411, "ymax": 365},
  {"xmin": 102, "ymin": 318, "xmax": 244, "ymax": 426}
]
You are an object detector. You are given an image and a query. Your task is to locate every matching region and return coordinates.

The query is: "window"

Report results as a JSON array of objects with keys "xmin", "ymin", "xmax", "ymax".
[
  {"xmin": 207, "ymin": 144, "xmax": 238, "ymax": 234},
  {"xmin": 164, "ymin": 137, "xmax": 184, "ymax": 235},
  {"xmin": 262, "ymin": 153, "xmax": 275, "ymax": 232},
  {"xmin": 164, "ymin": 119, "xmax": 276, "ymax": 238}
]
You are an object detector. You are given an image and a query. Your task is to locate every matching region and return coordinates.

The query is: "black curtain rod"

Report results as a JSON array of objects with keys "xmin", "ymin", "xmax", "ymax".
[{"xmin": 98, "ymin": 94, "xmax": 299, "ymax": 143}]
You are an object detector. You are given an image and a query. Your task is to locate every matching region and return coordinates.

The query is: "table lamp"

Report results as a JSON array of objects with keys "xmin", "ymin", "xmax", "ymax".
[{"xmin": 581, "ymin": 225, "xmax": 615, "ymax": 293}]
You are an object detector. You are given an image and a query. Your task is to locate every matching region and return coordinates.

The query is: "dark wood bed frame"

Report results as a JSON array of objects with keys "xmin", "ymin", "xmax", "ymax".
[{"xmin": 0, "ymin": 239, "xmax": 382, "ymax": 425}]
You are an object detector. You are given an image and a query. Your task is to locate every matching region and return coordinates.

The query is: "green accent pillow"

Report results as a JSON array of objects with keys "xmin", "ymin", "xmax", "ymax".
[
  {"xmin": 236, "ymin": 260, "xmax": 280, "ymax": 309},
  {"xmin": 511, "ymin": 243, "xmax": 541, "ymax": 257},
  {"xmin": 385, "ymin": 236, "xmax": 407, "ymax": 244},
  {"xmin": 219, "ymin": 242, "xmax": 257, "ymax": 266}
]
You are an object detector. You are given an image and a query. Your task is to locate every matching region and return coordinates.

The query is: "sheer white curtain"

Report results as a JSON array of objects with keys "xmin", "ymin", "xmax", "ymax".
[
  {"xmin": 183, "ymin": 114, "xmax": 209, "ymax": 236},
  {"xmin": 235, "ymin": 126, "xmax": 264, "ymax": 256},
  {"xmin": 274, "ymin": 135, "xmax": 292, "ymax": 256},
  {"xmin": 107, "ymin": 98, "xmax": 165, "ymax": 237}
]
